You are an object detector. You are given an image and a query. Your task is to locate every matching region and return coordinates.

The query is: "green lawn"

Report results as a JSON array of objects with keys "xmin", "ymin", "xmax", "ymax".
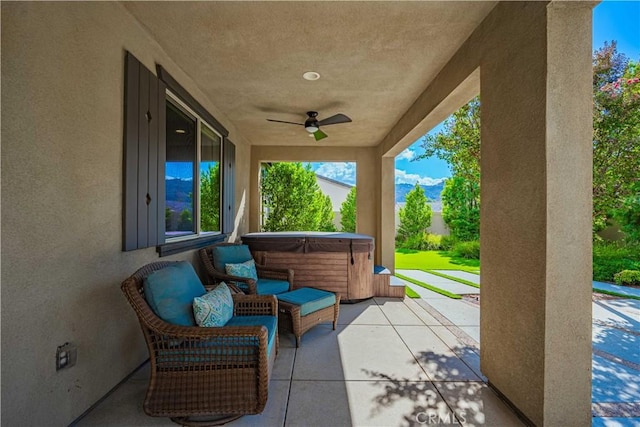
[{"xmin": 395, "ymin": 249, "xmax": 480, "ymax": 272}]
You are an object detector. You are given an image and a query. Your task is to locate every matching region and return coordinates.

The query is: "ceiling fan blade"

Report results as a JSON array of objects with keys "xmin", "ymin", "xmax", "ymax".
[
  {"xmin": 314, "ymin": 129, "xmax": 328, "ymax": 141},
  {"xmin": 317, "ymin": 113, "xmax": 352, "ymax": 127},
  {"xmin": 266, "ymin": 119, "xmax": 304, "ymax": 126}
]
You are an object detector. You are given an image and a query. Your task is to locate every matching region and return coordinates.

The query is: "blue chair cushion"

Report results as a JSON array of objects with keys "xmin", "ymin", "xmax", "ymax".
[
  {"xmin": 143, "ymin": 262, "xmax": 206, "ymax": 326},
  {"xmin": 192, "ymin": 283, "xmax": 234, "ymax": 327},
  {"xmin": 226, "ymin": 315, "xmax": 278, "ymax": 356},
  {"xmin": 211, "ymin": 245, "xmax": 253, "ymax": 273},
  {"xmin": 277, "ymin": 288, "xmax": 336, "ymax": 316},
  {"xmin": 254, "ymin": 278, "xmax": 290, "ymax": 295}
]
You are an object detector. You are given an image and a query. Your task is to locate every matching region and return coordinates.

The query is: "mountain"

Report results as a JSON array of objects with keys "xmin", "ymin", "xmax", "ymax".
[
  {"xmin": 395, "ymin": 181, "xmax": 445, "ymax": 203},
  {"xmin": 166, "ymin": 178, "xmax": 194, "ymax": 203}
]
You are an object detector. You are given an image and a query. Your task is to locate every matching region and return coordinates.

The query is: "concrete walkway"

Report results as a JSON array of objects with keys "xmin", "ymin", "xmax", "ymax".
[
  {"xmin": 432, "ymin": 270, "xmax": 480, "ymax": 285},
  {"xmin": 593, "ymin": 280, "xmax": 640, "ymax": 299},
  {"xmin": 397, "ymin": 269, "xmax": 479, "ymax": 295},
  {"xmin": 401, "ymin": 270, "xmax": 640, "ymax": 426}
]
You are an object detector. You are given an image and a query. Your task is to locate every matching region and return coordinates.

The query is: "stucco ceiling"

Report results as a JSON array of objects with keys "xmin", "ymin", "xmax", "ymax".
[{"xmin": 123, "ymin": 1, "xmax": 496, "ymax": 147}]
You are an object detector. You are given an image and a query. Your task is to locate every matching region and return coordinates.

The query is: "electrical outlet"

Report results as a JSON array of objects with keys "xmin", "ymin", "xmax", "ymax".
[{"xmin": 56, "ymin": 342, "xmax": 77, "ymax": 371}]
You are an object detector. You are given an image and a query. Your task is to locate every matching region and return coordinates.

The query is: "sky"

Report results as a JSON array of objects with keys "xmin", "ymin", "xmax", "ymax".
[{"xmin": 311, "ymin": 0, "xmax": 640, "ymax": 187}]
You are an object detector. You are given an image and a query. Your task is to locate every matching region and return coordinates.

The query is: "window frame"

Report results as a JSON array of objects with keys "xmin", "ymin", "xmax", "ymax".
[{"xmin": 164, "ymin": 91, "xmax": 224, "ymax": 242}]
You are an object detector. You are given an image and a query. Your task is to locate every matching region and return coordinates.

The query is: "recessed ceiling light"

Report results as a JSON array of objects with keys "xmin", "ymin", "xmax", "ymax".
[
  {"xmin": 303, "ymin": 71, "xmax": 321, "ymax": 81},
  {"xmin": 175, "ymin": 129, "xmax": 186, "ymax": 134}
]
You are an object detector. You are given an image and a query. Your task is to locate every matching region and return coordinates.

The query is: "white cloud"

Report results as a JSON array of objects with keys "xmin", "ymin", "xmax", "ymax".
[
  {"xmin": 312, "ymin": 162, "xmax": 356, "ymax": 185},
  {"xmin": 396, "ymin": 148, "xmax": 414, "ymax": 161},
  {"xmin": 395, "ymin": 169, "xmax": 446, "ymax": 186}
]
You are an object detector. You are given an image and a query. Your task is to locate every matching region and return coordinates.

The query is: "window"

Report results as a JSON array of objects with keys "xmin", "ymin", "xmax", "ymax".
[
  {"xmin": 123, "ymin": 51, "xmax": 234, "ymax": 254},
  {"xmin": 165, "ymin": 95, "xmax": 222, "ymax": 240}
]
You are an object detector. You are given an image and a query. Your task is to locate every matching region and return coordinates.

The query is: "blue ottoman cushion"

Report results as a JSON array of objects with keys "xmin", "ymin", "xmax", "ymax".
[{"xmin": 277, "ymin": 288, "xmax": 336, "ymax": 316}]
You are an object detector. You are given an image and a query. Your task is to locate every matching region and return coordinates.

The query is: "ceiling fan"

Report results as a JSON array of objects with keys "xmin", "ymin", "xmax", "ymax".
[{"xmin": 267, "ymin": 111, "xmax": 352, "ymax": 141}]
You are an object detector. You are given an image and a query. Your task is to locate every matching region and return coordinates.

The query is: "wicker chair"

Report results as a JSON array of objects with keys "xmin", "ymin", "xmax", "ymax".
[
  {"xmin": 121, "ymin": 261, "xmax": 278, "ymax": 426},
  {"xmin": 198, "ymin": 243, "xmax": 294, "ymax": 295}
]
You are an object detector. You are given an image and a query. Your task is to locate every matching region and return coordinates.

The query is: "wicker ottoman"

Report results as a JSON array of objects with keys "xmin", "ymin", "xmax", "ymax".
[{"xmin": 276, "ymin": 288, "xmax": 341, "ymax": 347}]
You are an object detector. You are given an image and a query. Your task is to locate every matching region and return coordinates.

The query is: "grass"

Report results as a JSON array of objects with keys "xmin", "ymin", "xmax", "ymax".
[
  {"xmin": 395, "ymin": 273, "xmax": 461, "ymax": 299},
  {"xmin": 593, "ymin": 288, "xmax": 640, "ymax": 301},
  {"xmin": 395, "ymin": 249, "xmax": 480, "ymax": 272},
  {"xmin": 425, "ymin": 270, "xmax": 480, "ymax": 289},
  {"xmin": 405, "ymin": 286, "xmax": 421, "ymax": 298}
]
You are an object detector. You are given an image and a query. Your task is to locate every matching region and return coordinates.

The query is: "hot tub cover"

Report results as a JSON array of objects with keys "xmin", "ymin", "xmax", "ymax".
[{"xmin": 241, "ymin": 232, "xmax": 375, "ymax": 254}]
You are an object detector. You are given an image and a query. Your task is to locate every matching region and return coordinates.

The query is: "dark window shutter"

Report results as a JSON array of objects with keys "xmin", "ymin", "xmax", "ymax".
[
  {"xmin": 222, "ymin": 139, "xmax": 236, "ymax": 234},
  {"xmin": 123, "ymin": 51, "xmax": 166, "ymax": 251}
]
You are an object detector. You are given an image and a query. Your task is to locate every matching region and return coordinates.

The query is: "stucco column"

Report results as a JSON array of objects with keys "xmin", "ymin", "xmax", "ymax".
[{"xmin": 480, "ymin": 3, "xmax": 593, "ymax": 425}]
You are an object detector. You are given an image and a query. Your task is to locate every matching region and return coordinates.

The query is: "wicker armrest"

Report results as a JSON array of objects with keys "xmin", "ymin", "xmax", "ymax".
[
  {"xmin": 233, "ymin": 294, "xmax": 278, "ymax": 316},
  {"xmin": 256, "ymin": 264, "xmax": 294, "ymax": 287}
]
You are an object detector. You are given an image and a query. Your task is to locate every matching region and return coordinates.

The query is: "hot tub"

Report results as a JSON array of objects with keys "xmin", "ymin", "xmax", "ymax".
[{"xmin": 241, "ymin": 232, "xmax": 375, "ymax": 300}]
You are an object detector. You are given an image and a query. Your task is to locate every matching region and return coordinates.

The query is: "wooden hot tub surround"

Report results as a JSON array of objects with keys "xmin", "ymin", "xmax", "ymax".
[{"xmin": 241, "ymin": 232, "xmax": 377, "ymax": 301}]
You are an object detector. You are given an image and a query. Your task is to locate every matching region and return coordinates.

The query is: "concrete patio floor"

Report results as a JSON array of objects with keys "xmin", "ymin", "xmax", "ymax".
[
  {"xmin": 76, "ymin": 297, "xmax": 524, "ymax": 426},
  {"xmin": 75, "ymin": 275, "xmax": 640, "ymax": 426}
]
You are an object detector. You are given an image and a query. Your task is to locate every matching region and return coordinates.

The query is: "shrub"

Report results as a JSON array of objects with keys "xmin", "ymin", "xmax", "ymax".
[
  {"xmin": 593, "ymin": 241, "xmax": 640, "ymax": 282},
  {"xmin": 440, "ymin": 235, "xmax": 456, "ymax": 251},
  {"xmin": 614, "ymin": 270, "xmax": 640, "ymax": 286},
  {"xmin": 397, "ymin": 233, "xmax": 445, "ymax": 251},
  {"xmin": 452, "ymin": 240, "xmax": 480, "ymax": 259}
]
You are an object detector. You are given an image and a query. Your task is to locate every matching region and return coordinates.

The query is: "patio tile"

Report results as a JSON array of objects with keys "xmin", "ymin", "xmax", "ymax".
[
  {"xmin": 75, "ymin": 380, "xmax": 175, "ymax": 426},
  {"xmin": 591, "ymin": 417, "xmax": 640, "ymax": 427},
  {"xmin": 434, "ymin": 381, "xmax": 526, "ymax": 426},
  {"xmin": 593, "ymin": 324, "xmax": 640, "ymax": 365},
  {"xmin": 421, "ymin": 298, "xmax": 480, "ymax": 326},
  {"xmin": 271, "ymin": 347, "xmax": 295, "ymax": 380},
  {"xmin": 345, "ymin": 380, "xmax": 451, "ymax": 426},
  {"xmin": 373, "ymin": 297, "xmax": 424, "ymax": 325},
  {"xmin": 396, "ymin": 326, "xmax": 481, "ymax": 382},
  {"xmin": 286, "ymin": 380, "xmax": 352, "ymax": 427},
  {"xmin": 293, "ymin": 324, "xmax": 428, "ymax": 381},
  {"xmin": 429, "ymin": 326, "xmax": 485, "ymax": 381},
  {"xmin": 593, "ymin": 299, "xmax": 640, "ymax": 329},
  {"xmin": 290, "ymin": 324, "xmax": 344, "ymax": 380},
  {"xmin": 228, "ymin": 380, "xmax": 289, "ymax": 427},
  {"xmin": 337, "ymin": 299, "xmax": 390, "ymax": 325},
  {"xmin": 460, "ymin": 326, "xmax": 480, "ymax": 342},
  {"xmin": 403, "ymin": 296, "xmax": 443, "ymax": 325},
  {"xmin": 593, "ymin": 354, "xmax": 640, "ymax": 403}
]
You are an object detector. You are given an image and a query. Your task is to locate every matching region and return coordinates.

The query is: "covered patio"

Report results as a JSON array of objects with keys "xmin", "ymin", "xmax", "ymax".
[
  {"xmin": 77, "ymin": 296, "xmax": 525, "ymax": 426},
  {"xmin": 3, "ymin": 1, "xmax": 595, "ymax": 425}
]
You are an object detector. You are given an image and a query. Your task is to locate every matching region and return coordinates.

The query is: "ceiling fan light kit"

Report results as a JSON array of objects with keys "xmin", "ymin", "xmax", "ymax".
[{"xmin": 266, "ymin": 110, "xmax": 352, "ymax": 142}]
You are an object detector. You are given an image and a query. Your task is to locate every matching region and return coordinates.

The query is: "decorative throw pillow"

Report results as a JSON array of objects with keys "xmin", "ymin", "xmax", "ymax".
[
  {"xmin": 225, "ymin": 259, "xmax": 258, "ymax": 281},
  {"xmin": 193, "ymin": 283, "xmax": 234, "ymax": 327}
]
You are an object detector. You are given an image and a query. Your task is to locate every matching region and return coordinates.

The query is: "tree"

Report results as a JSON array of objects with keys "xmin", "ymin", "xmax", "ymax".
[
  {"xmin": 260, "ymin": 162, "xmax": 335, "ymax": 231},
  {"xmin": 416, "ymin": 97, "xmax": 480, "ymax": 240},
  {"xmin": 340, "ymin": 187, "xmax": 357, "ymax": 232},
  {"xmin": 178, "ymin": 209, "xmax": 193, "ymax": 231},
  {"xmin": 614, "ymin": 181, "xmax": 640, "ymax": 243},
  {"xmin": 441, "ymin": 176, "xmax": 480, "ymax": 241},
  {"xmin": 397, "ymin": 183, "xmax": 432, "ymax": 241},
  {"xmin": 592, "ymin": 42, "xmax": 640, "ymax": 232},
  {"xmin": 200, "ymin": 163, "xmax": 220, "ymax": 232},
  {"xmin": 317, "ymin": 193, "xmax": 337, "ymax": 232}
]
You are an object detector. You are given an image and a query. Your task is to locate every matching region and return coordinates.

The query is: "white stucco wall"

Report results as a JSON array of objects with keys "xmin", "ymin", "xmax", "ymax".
[{"xmin": 316, "ymin": 175, "xmax": 353, "ymax": 229}]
